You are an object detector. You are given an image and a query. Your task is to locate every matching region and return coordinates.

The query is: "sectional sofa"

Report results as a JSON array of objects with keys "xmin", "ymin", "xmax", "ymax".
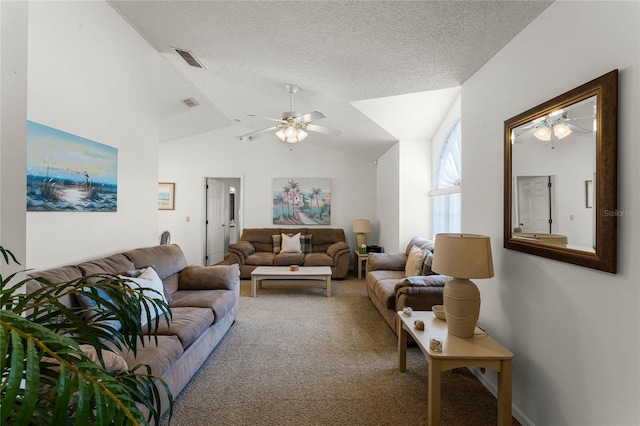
[
  {"xmin": 26, "ymin": 244, "xmax": 239, "ymax": 417},
  {"xmin": 227, "ymin": 227, "xmax": 351, "ymax": 279}
]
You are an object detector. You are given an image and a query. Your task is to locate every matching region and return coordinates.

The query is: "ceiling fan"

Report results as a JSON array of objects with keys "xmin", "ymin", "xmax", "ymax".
[{"xmin": 238, "ymin": 84, "xmax": 341, "ymax": 143}]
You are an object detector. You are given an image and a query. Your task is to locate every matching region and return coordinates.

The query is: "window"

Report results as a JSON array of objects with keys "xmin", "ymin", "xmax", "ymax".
[{"xmin": 431, "ymin": 119, "xmax": 461, "ymax": 237}]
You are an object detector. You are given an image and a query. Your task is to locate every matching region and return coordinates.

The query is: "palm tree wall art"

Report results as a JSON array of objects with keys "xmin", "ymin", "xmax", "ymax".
[{"xmin": 272, "ymin": 178, "xmax": 331, "ymax": 225}]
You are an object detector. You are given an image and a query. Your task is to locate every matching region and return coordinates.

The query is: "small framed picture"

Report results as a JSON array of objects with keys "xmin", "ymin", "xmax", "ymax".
[
  {"xmin": 158, "ymin": 182, "xmax": 175, "ymax": 210},
  {"xmin": 585, "ymin": 180, "xmax": 593, "ymax": 208}
]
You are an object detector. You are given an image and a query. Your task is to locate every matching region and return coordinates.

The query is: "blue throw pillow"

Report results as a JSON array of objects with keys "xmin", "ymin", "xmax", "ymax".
[{"xmin": 76, "ymin": 288, "xmax": 122, "ymax": 332}]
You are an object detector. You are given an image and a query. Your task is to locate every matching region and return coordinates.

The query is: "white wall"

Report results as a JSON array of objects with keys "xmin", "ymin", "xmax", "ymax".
[
  {"xmin": 376, "ymin": 144, "xmax": 401, "ymax": 252},
  {"xmin": 0, "ymin": 1, "xmax": 28, "ymax": 274},
  {"xmin": 158, "ymin": 125, "xmax": 377, "ymax": 265},
  {"xmin": 462, "ymin": 2, "xmax": 639, "ymax": 425},
  {"xmin": 26, "ymin": 1, "xmax": 161, "ymax": 270},
  {"xmin": 398, "ymin": 138, "xmax": 432, "ymax": 247}
]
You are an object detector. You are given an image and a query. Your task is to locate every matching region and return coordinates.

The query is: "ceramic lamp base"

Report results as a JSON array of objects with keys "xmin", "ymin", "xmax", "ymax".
[
  {"xmin": 356, "ymin": 233, "xmax": 367, "ymax": 249},
  {"xmin": 443, "ymin": 278, "xmax": 481, "ymax": 338}
]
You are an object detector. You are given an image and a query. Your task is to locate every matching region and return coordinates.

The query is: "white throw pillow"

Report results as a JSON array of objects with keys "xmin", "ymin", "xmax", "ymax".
[
  {"xmin": 281, "ymin": 232, "xmax": 302, "ymax": 253},
  {"xmin": 119, "ymin": 267, "xmax": 167, "ymax": 326},
  {"xmin": 405, "ymin": 245, "xmax": 426, "ymax": 277}
]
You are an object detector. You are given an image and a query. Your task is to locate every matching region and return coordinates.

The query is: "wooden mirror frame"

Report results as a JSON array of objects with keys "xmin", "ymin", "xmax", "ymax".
[{"xmin": 504, "ymin": 70, "xmax": 618, "ymax": 273}]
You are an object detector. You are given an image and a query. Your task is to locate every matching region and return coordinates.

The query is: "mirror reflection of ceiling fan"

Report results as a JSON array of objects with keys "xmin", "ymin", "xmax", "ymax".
[
  {"xmin": 238, "ymin": 84, "xmax": 341, "ymax": 144},
  {"xmin": 512, "ymin": 111, "xmax": 595, "ymax": 148}
]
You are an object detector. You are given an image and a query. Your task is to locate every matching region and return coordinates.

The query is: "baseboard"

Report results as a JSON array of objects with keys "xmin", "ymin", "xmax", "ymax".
[{"xmin": 467, "ymin": 366, "xmax": 536, "ymax": 426}]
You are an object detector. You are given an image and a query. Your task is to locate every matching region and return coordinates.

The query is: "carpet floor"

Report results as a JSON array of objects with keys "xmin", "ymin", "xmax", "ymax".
[{"xmin": 162, "ymin": 276, "xmax": 520, "ymax": 426}]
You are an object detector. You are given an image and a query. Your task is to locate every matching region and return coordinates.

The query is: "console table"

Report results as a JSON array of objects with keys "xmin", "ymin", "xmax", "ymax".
[{"xmin": 398, "ymin": 311, "xmax": 513, "ymax": 426}]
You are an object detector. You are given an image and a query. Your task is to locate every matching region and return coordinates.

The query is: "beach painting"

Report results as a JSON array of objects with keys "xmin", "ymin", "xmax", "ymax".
[
  {"xmin": 26, "ymin": 121, "xmax": 118, "ymax": 212},
  {"xmin": 273, "ymin": 178, "xmax": 331, "ymax": 225}
]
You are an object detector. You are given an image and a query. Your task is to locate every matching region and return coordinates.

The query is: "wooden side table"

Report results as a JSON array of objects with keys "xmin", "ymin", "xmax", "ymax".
[
  {"xmin": 398, "ymin": 311, "xmax": 513, "ymax": 426},
  {"xmin": 354, "ymin": 251, "xmax": 368, "ymax": 279}
]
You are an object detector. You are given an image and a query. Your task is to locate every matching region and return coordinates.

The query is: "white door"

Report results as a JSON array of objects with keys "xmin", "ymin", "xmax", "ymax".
[
  {"xmin": 206, "ymin": 179, "xmax": 225, "ymax": 265},
  {"xmin": 517, "ymin": 176, "xmax": 551, "ymax": 233}
]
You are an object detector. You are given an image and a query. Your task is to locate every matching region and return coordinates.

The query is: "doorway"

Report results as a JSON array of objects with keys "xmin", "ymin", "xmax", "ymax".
[
  {"xmin": 205, "ymin": 177, "xmax": 242, "ymax": 266},
  {"xmin": 516, "ymin": 175, "xmax": 557, "ymax": 234}
]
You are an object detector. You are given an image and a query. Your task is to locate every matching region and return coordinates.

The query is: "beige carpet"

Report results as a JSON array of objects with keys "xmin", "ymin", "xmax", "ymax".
[{"xmin": 162, "ymin": 276, "xmax": 520, "ymax": 426}]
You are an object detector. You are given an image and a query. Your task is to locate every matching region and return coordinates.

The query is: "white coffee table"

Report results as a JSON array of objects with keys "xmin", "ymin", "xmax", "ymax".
[{"xmin": 250, "ymin": 266, "xmax": 332, "ymax": 297}]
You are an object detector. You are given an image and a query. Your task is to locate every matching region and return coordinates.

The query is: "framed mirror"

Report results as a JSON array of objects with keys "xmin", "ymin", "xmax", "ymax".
[{"xmin": 504, "ymin": 70, "xmax": 618, "ymax": 273}]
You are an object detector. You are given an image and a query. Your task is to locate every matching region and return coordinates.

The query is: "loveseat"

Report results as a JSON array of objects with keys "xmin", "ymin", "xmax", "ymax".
[
  {"xmin": 366, "ymin": 236, "xmax": 450, "ymax": 334},
  {"xmin": 227, "ymin": 228, "xmax": 350, "ymax": 279},
  {"xmin": 27, "ymin": 244, "xmax": 239, "ymax": 417}
]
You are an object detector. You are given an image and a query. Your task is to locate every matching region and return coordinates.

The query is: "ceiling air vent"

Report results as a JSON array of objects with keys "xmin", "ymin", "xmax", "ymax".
[
  {"xmin": 174, "ymin": 48, "xmax": 204, "ymax": 68},
  {"xmin": 182, "ymin": 98, "xmax": 199, "ymax": 108}
]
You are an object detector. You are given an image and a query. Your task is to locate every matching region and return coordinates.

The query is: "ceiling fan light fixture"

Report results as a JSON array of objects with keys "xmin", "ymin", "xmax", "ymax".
[
  {"xmin": 534, "ymin": 126, "xmax": 551, "ymax": 141},
  {"xmin": 553, "ymin": 123, "xmax": 572, "ymax": 139}
]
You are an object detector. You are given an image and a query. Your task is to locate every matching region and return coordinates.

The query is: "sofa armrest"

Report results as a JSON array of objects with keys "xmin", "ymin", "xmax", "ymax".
[
  {"xmin": 227, "ymin": 241, "xmax": 255, "ymax": 265},
  {"xmin": 178, "ymin": 264, "xmax": 240, "ymax": 291},
  {"xmin": 394, "ymin": 274, "xmax": 450, "ymax": 292},
  {"xmin": 366, "ymin": 253, "xmax": 407, "ymax": 273},
  {"xmin": 326, "ymin": 241, "xmax": 349, "ymax": 258},
  {"xmin": 395, "ymin": 274, "xmax": 449, "ymax": 311}
]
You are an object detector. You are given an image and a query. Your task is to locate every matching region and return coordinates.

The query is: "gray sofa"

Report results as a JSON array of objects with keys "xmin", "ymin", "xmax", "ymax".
[
  {"xmin": 27, "ymin": 244, "xmax": 239, "ymax": 417},
  {"xmin": 228, "ymin": 227, "xmax": 351, "ymax": 279},
  {"xmin": 366, "ymin": 236, "xmax": 450, "ymax": 334}
]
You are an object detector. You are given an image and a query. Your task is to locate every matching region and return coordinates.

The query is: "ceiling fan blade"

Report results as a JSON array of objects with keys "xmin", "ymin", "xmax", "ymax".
[
  {"xmin": 246, "ymin": 114, "xmax": 282, "ymax": 123},
  {"xmin": 305, "ymin": 123, "xmax": 341, "ymax": 136},
  {"xmin": 238, "ymin": 126, "xmax": 278, "ymax": 141},
  {"xmin": 297, "ymin": 111, "xmax": 326, "ymax": 123}
]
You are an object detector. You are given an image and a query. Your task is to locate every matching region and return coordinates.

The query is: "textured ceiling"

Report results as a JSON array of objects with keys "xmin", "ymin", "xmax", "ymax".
[{"xmin": 109, "ymin": 0, "xmax": 552, "ymax": 159}]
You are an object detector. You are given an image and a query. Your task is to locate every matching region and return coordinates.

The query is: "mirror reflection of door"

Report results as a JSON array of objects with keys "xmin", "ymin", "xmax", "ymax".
[{"xmin": 517, "ymin": 176, "xmax": 553, "ymax": 233}]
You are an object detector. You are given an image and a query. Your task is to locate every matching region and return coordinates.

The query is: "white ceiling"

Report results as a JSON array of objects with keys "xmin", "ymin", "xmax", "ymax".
[{"xmin": 108, "ymin": 0, "xmax": 552, "ymax": 159}]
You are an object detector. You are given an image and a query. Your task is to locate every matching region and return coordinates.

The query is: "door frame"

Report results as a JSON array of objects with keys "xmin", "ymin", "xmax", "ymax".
[{"xmin": 202, "ymin": 175, "xmax": 244, "ymax": 265}]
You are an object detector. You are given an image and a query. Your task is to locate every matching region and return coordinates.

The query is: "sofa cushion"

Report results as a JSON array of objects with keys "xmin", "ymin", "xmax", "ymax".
[
  {"xmin": 421, "ymin": 249, "xmax": 436, "ymax": 276},
  {"xmin": 179, "ymin": 264, "xmax": 239, "ymax": 291},
  {"xmin": 272, "ymin": 234, "xmax": 283, "ymax": 254},
  {"xmin": 246, "ymin": 252, "xmax": 275, "ymax": 266},
  {"xmin": 124, "ymin": 244, "xmax": 188, "ymax": 281},
  {"xmin": 79, "ymin": 344, "xmax": 128, "ymax": 371},
  {"xmin": 405, "ymin": 237, "xmax": 435, "ymax": 256},
  {"xmin": 154, "ymin": 307, "xmax": 214, "ymax": 349},
  {"xmin": 274, "ymin": 252, "xmax": 305, "ymax": 265},
  {"xmin": 75, "ymin": 288, "xmax": 122, "ymax": 332},
  {"xmin": 405, "ymin": 246, "xmax": 426, "ymax": 277},
  {"xmin": 281, "ymin": 232, "xmax": 302, "ymax": 253},
  {"xmin": 119, "ymin": 267, "xmax": 168, "ymax": 326},
  {"xmin": 300, "ymin": 234, "xmax": 313, "ymax": 253},
  {"xmin": 77, "ymin": 254, "xmax": 135, "ymax": 276},
  {"xmin": 27, "ymin": 265, "xmax": 84, "ymax": 308},
  {"xmin": 303, "ymin": 252, "xmax": 333, "ymax": 267},
  {"xmin": 170, "ymin": 289, "xmax": 236, "ymax": 325},
  {"xmin": 117, "ymin": 335, "xmax": 183, "ymax": 377}
]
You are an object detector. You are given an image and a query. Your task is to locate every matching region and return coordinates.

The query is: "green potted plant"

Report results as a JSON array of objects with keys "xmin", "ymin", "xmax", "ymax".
[{"xmin": 1, "ymin": 245, "xmax": 173, "ymax": 425}]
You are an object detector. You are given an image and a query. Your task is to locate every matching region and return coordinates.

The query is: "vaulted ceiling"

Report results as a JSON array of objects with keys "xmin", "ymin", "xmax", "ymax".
[{"xmin": 108, "ymin": 1, "xmax": 552, "ymax": 159}]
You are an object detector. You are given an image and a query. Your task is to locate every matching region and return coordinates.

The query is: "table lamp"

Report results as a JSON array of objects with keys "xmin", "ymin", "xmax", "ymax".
[
  {"xmin": 431, "ymin": 233, "xmax": 494, "ymax": 338},
  {"xmin": 352, "ymin": 219, "xmax": 371, "ymax": 249}
]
